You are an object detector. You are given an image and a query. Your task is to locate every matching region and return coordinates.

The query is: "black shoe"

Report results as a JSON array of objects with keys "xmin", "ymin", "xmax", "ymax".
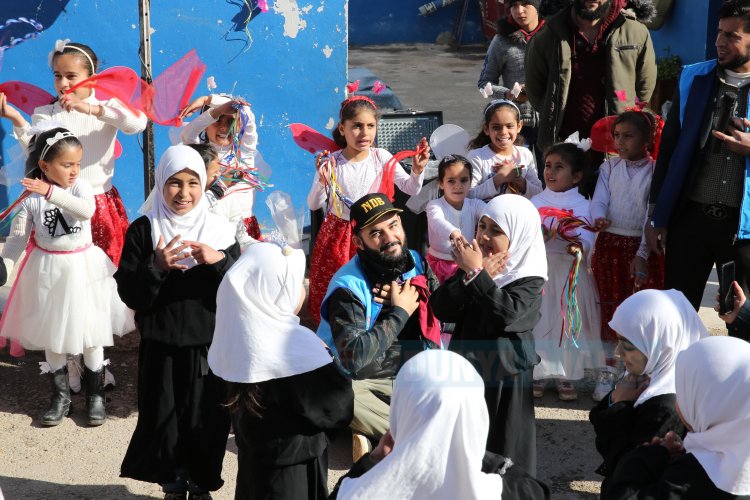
[
  {"xmin": 84, "ymin": 366, "xmax": 106, "ymax": 426},
  {"xmin": 163, "ymin": 493, "xmax": 187, "ymax": 500},
  {"xmin": 188, "ymin": 493, "xmax": 212, "ymax": 500},
  {"xmin": 41, "ymin": 366, "xmax": 71, "ymax": 426}
]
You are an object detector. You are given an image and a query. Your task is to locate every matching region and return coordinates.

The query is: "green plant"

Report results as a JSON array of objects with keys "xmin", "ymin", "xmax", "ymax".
[{"xmin": 656, "ymin": 54, "xmax": 682, "ymax": 80}]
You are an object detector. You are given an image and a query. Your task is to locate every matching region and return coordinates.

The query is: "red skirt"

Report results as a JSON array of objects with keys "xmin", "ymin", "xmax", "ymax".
[
  {"xmin": 92, "ymin": 186, "xmax": 129, "ymax": 266},
  {"xmin": 243, "ymin": 216, "xmax": 262, "ymax": 240},
  {"xmin": 308, "ymin": 215, "xmax": 357, "ymax": 324},
  {"xmin": 592, "ymin": 232, "xmax": 664, "ymax": 344}
]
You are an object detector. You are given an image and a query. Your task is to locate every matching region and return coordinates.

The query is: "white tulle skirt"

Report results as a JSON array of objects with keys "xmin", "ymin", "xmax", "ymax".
[
  {"xmin": 532, "ymin": 252, "xmax": 605, "ymax": 381},
  {"xmin": 0, "ymin": 243, "xmax": 134, "ymax": 354}
]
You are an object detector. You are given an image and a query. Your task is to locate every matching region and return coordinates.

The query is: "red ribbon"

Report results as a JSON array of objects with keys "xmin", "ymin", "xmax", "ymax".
[{"xmin": 379, "ymin": 144, "xmax": 427, "ymax": 201}]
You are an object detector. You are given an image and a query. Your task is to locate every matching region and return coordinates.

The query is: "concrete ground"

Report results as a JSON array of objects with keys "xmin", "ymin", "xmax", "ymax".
[{"xmin": 0, "ymin": 44, "xmax": 726, "ymax": 499}]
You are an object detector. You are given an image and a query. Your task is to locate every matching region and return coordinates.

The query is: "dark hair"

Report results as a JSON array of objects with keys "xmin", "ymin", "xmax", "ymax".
[
  {"xmin": 469, "ymin": 100, "xmax": 525, "ymax": 149},
  {"xmin": 225, "ymin": 382, "xmax": 264, "ymax": 417},
  {"xmin": 613, "ymin": 109, "xmax": 657, "ymax": 150},
  {"xmin": 186, "ymin": 143, "xmax": 219, "ymax": 167},
  {"xmin": 26, "ymin": 127, "xmax": 82, "ymax": 178},
  {"xmin": 437, "ymin": 154, "xmax": 472, "ymax": 182},
  {"xmin": 51, "ymin": 42, "xmax": 98, "ymax": 76},
  {"xmin": 543, "ymin": 142, "xmax": 586, "ymax": 178},
  {"xmin": 719, "ymin": 0, "xmax": 750, "ymax": 32},
  {"xmin": 332, "ymin": 98, "xmax": 378, "ymax": 149}
]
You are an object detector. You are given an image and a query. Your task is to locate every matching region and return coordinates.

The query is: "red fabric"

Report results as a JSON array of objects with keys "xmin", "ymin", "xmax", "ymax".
[
  {"xmin": 506, "ymin": 17, "xmax": 545, "ymax": 42},
  {"xmin": 139, "ymin": 49, "xmax": 206, "ymax": 126},
  {"xmin": 290, "ymin": 123, "xmax": 341, "ymax": 154},
  {"xmin": 91, "ymin": 186, "xmax": 129, "ymax": 266},
  {"xmin": 409, "ymin": 274, "xmax": 442, "ymax": 347},
  {"xmin": 590, "ymin": 111, "xmax": 665, "ymax": 160},
  {"xmin": 592, "ymin": 232, "xmax": 664, "ymax": 350},
  {"xmin": 308, "ymin": 215, "xmax": 357, "ymax": 324},
  {"xmin": 243, "ymin": 215, "xmax": 262, "ymax": 240},
  {"xmin": 0, "ymin": 81, "xmax": 54, "ymax": 114},
  {"xmin": 380, "ymin": 145, "xmax": 426, "ymax": 201},
  {"xmin": 66, "ymin": 66, "xmax": 142, "ymax": 114}
]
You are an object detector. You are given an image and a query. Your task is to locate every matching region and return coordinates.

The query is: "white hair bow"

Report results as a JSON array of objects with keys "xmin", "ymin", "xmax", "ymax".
[
  {"xmin": 40, "ymin": 130, "xmax": 77, "ymax": 160},
  {"xmin": 564, "ymin": 132, "xmax": 592, "ymax": 152},
  {"xmin": 479, "ymin": 82, "xmax": 493, "ymax": 99},
  {"xmin": 47, "ymin": 38, "xmax": 71, "ymax": 68}
]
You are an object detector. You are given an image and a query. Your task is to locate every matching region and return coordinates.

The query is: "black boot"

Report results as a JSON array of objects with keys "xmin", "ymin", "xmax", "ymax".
[
  {"xmin": 41, "ymin": 366, "xmax": 71, "ymax": 426},
  {"xmin": 84, "ymin": 366, "xmax": 106, "ymax": 426}
]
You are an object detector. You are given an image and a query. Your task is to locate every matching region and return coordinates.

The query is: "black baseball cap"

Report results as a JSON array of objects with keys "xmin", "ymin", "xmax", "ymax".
[{"xmin": 350, "ymin": 193, "xmax": 403, "ymax": 231}]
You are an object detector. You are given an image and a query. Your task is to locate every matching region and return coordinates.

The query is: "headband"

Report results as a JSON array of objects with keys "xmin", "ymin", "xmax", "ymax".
[
  {"xmin": 48, "ymin": 39, "xmax": 96, "ymax": 73},
  {"xmin": 483, "ymin": 99, "xmax": 521, "ymax": 121},
  {"xmin": 340, "ymin": 95, "xmax": 377, "ymax": 120},
  {"xmin": 40, "ymin": 131, "xmax": 77, "ymax": 161}
]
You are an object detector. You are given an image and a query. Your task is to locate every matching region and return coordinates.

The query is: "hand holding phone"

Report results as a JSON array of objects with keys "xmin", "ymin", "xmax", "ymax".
[{"xmin": 718, "ymin": 261, "xmax": 736, "ymax": 315}]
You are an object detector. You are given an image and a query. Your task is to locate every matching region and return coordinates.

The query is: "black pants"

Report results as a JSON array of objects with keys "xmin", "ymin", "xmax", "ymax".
[{"xmin": 665, "ymin": 201, "xmax": 750, "ymax": 340}]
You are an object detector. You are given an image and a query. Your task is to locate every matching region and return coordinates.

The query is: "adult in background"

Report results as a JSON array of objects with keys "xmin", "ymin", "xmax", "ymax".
[
  {"xmin": 478, "ymin": 0, "xmax": 545, "ymax": 159},
  {"xmin": 525, "ymin": 0, "xmax": 656, "ymax": 196},
  {"xmin": 647, "ymin": 0, "xmax": 750, "ymax": 344},
  {"xmin": 316, "ymin": 193, "xmax": 440, "ymax": 458}
]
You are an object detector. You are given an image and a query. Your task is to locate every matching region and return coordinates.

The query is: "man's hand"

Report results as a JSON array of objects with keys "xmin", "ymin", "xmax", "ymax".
[
  {"xmin": 390, "ymin": 278, "xmax": 419, "ymax": 316},
  {"xmin": 369, "ymin": 430, "xmax": 394, "ymax": 463},
  {"xmin": 372, "ymin": 282, "xmax": 394, "ymax": 306},
  {"xmin": 645, "ymin": 219, "xmax": 667, "ymax": 255},
  {"xmin": 713, "ymin": 117, "xmax": 750, "ymax": 156},
  {"xmin": 716, "ymin": 280, "xmax": 746, "ymax": 325}
]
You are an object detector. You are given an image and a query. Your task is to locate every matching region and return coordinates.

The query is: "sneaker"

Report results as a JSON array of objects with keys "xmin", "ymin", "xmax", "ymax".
[
  {"xmin": 592, "ymin": 367, "xmax": 618, "ymax": 402},
  {"xmin": 556, "ymin": 380, "xmax": 578, "ymax": 401},
  {"xmin": 352, "ymin": 432, "xmax": 373, "ymax": 463},
  {"xmin": 532, "ymin": 380, "xmax": 546, "ymax": 398},
  {"xmin": 67, "ymin": 355, "xmax": 83, "ymax": 394}
]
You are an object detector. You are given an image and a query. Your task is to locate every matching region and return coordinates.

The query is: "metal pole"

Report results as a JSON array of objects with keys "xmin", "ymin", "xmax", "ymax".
[{"xmin": 138, "ymin": 0, "xmax": 155, "ymax": 198}]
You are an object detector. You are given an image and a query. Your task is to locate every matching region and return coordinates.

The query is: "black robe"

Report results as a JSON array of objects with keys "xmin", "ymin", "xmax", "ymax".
[
  {"xmin": 115, "ymin": 216, "xmax": 240, "ymax": 491},
  {"xmin": 590, "ymin": 392, "xmax": 686, "ymax": 497},
  {"xmin": 430, "ymin": 272, "xmax": 544, "ymax": 476},
  {"xmin": 328, "ymin": 450, "xmax": 551, "ymax": 500},
  {"xmin": 232, "ymin": 363, "xmax": 353, "ymax": 500},
  {"xmin": 606, "ymin": 445, "xmax": 750, "ymax": 500}
]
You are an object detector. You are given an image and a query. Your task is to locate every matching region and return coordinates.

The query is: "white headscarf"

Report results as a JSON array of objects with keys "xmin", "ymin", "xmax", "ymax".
[
  {"xmin": 608, "ymin": 289, "xmax": 707, "ymax": 407},
  {"xmin": 208, "ymin": 242, "xmax": 333, "ymax": 383},
  {"xmin": 147, "ymin": 145, "xmax": 236, "ymax": 268},
  {"xmin": 337, "ymin": 350, "xmax": 504, "ymax": 500},
  {"xmin": 481, "ymin": 194, "xmax": 548, "ymax": 288},
  {"xmin": 676, "ymin": 336, "xmax": 750, "ymax": 496}
]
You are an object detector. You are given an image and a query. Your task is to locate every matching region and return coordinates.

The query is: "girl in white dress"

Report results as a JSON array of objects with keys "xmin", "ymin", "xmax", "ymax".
[{"xmin": 0, "ymin": 127, "xmax": 133, "ymax": 426}]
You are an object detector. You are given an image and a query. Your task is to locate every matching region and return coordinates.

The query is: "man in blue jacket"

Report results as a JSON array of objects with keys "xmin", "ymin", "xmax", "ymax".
[{"xmin": 647, "ymin": 0, "xmax": 750, "ymax": 342}]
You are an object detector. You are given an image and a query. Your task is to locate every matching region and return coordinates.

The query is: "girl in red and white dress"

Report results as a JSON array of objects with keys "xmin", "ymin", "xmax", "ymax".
[
  {"xmin": 590, "ymin": 109, "xmax": 664, "ymax": 401},
  {"xmin": 306, "ymin": 96, "xmax": 429, "ymax": 323}
]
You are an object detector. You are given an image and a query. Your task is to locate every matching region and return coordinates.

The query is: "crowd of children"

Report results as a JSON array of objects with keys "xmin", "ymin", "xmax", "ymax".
[{"xmin": 0, "ymin": 35, "xmax": 748, "ymax": 500}]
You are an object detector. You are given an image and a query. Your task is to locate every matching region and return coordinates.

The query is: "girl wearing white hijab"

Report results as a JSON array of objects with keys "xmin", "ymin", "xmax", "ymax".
[
  {"xmin": 590, "ymin": 289, "xmax": 707, "ymax": 497},
  {"xmin": 430, "ymin": 194, "xmax": 547, "ymax": 476},
  {"xmin": 331, "ymin": 350, "xmax": 550, "ymax": 500},
  {"xmin": 116, "ymin": 145, "xmax": 240, "ymax": 498},
  {"xmin": 208, "ymin": 241, "xmax": 353, "ymax": 500},
  {"xmin": 605, "ymin": 336, "xmax": 750, "ymax": 499}
]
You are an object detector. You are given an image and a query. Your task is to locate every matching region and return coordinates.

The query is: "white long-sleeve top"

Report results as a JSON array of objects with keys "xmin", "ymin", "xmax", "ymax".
[
  {"xmin": 590, "ymin": 156, "xmax": 654, "ymax": 238},
  {"xmin": 531, "ymin": 187, "xmax": 595, "ymax": 257},
  {"xmin": 426, "ymin": 196, "xmax": 486, "ymax": 260},
  {"xmin": 14, "ymin": 92, "xmax": 147, "ymax": 195},
  {"xmin": 2, "ymin": 179, "xmax": 97, "ymax": 274},
  {"xmin": 307, "ymin": 147, "xmax": 424, "ymax": 220},
  {"xmin": 181, "ymin": 107, "xmax": 261, "ymax": 218},
  {"xmin": 467, "ymin": 144, "xmax": 542, "ymax": 201}
]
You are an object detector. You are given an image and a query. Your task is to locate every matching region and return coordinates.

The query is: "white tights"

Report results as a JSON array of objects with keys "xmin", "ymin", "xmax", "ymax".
[{"xmin": 45, "ymin": 347, "xmax": 104, "ymax": 372}]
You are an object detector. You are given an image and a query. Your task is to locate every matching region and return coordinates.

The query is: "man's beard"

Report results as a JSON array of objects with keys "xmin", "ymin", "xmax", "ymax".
[
  {"xmin": 358, "ymin": 237, "xmax": 412, "ymax": 281},
  {"xmin": 366, "ymin": 241, "xmax": 409, "ymax": 266},
  {"xmin": 574, "ymin": 0, "xmax": 611, "ymax": 21},
  {"xmin": 719, "ymin": 49, "xmax": 750, "ymax": 71}
]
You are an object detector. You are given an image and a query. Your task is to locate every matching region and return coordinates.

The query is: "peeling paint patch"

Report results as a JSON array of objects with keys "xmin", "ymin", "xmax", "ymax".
[
  {"xmin": 322, "ymin": 45, "xmax": 333, "ymax": 58},
  {"xmin": 131, "ymin": 24, "xmax": 136, "ymax": 29},
  {"xmin": 272, "ymin": 0, "xmax": 307, "ymax": 39},
  {"xmin": 325, "ymin": 117, "xmax": 335, "ymax": 130},
  {"xmin": 334, "ymin": 87, "xmax": 339, "ymax": 93},
  {"xmin": 260, "ymin": 114, "xmax": 265, "ymax": 127},
  {"xmin": 301, "ymin": 4, "xmax": 313, "ymax": 14},
  {"xmin": 317, "ymin": 1, "xmax": 324, "ymax": 13}
]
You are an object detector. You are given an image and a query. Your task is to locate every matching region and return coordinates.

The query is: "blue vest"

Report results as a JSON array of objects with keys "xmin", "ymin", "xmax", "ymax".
[
  {"xmin": 654, "ymin": 60, "xmax": 750, "ymax": 239},
  {"xmin": 316, "ymin": 249, "xmax": 424, "ymax": 359}
]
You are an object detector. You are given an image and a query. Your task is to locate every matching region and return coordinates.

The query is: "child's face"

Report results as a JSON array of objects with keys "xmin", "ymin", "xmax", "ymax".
[
  {"xmin": 205, "ymin": 157, "xmax": 221, "ymax": 190},
  {"xmin": 338, "ymin": 110, "xmax": 377, "ymax": 153},
  {"xmin": 40, "ymin": 145, "xmax": 82, "ymax": 188},
  {"xmin": 206, "ymin": 114, "xmax": 234, "ymax": 147},
  {"xmin": 439, "ymin": 162, "xmax": 471, "ymax": 207},
  {"xmin": 613, "ymin": 121, "xmax": 649, "ymax": 161},
  {"xmin": 53, "ymin": 54, "xmax": 94, "ymax": 100},
  {"xmin": 163, "ymin": 169, "xmax": 203, "ymax": 215},
  {"xmin": 475, "ymin": 215, "xmax": 510, "ymax": 257},
  {"xmin": 614, "ymin": 334, "xmax": 648, "ymax": 375},
  {"xmin": 510, "ymin": 2, "xmax": 539, "ymax": 30},
  {"xmin": 483, "ymin": 108, "xmax": 522, "ymax": 154},
  {"xmin": 543, "ymin": 153, "xmax": 583, "ymax": 193}
]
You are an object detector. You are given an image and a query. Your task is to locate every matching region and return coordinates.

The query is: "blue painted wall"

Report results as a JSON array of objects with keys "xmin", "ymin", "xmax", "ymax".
[
  {"xmin": 350, "ymin": 0, "xmax": 483, "ymax": 45},
  {"xmin": 0, "ymin": 0, "xmax": 347, "ymax": 232},
  {"xmin": 649, "ymin": 0, "xmax": 717, "ymax": 65}
]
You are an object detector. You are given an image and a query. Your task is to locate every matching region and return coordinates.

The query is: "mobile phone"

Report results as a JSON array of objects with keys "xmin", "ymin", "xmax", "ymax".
[{"xmin": 718, "ymin": 261, "xmax": 736, "ymax": 315}]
